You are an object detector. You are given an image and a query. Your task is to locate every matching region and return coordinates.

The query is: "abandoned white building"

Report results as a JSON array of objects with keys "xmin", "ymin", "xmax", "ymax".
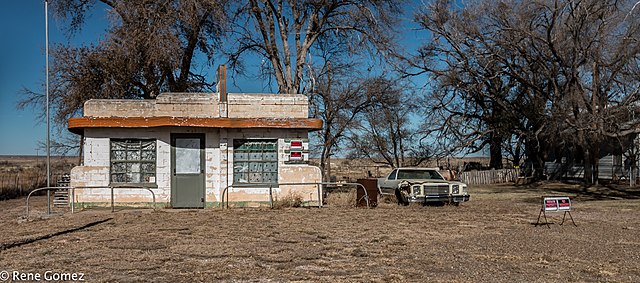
[{"xmin": 67, "ymin": 92, "xmax": 323, "ymax": 208}]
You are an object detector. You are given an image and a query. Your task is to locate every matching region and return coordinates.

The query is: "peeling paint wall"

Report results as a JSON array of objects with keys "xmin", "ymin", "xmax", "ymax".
[
  {"xmin": 227, "ymin": 93, "xmax": 308, "ymax": 119},
  {"xmin": 221, "ymin": 129, "xmax": 321, "ymax": 205},
  {"xmin": 70, "ymin": 92, "xmax": 321, "ymax": 207},
  {"xmin": 83, "ymin": 92, "xmax": 308, "ymax": 119}
]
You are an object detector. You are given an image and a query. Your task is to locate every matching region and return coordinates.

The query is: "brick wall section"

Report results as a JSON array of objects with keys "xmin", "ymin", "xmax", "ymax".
[
  {"xmin": 84, "ymin": 100, "xmax": 157, "ymax": 118},
  {"xmin": 83, "ymin": 92, "xmax": 309, "ymax": 119},
  {"xmin": 227, "ymin": 93, "xmax": 308, "ymax": 119}
]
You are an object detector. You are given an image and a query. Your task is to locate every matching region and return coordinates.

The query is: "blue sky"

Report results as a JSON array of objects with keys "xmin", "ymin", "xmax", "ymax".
[
  {"xmin": 0, "ymin": 1, "xmax": 428, "ymax": 156},
  {"xmin": 0, "ymin": 1, "xmax": 109, "ymax": 155}
]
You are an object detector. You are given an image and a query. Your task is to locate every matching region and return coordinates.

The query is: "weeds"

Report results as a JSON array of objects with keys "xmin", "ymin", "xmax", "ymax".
[{"xmin": 272, "ymin": 192, "xmax": 304, "ymax": 209}]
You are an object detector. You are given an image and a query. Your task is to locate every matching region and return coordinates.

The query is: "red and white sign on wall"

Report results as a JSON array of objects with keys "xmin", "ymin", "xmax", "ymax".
[
  {"xmin": 289, "ymin": 151, "xmax": 303, "ymax": 161},
  {"xmin": 290, "ymin": 140, "xmax": 303, "ymax": 150},
  {"xmin": 285, "ymin": 139, "xmax": 308, "ymax": 163}
]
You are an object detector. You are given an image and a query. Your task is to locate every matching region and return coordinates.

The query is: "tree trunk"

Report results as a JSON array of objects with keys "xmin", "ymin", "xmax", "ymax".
[
  {"xmin": 525, "ymin": 137, "xmax": 546, "ymax": 180},
  {"xmin": 584, "ymin": 150, "xmax": 593, "ymax": 185},
  {"xmin": 592, "ymin": 145, "xmax": 600, "ymax": 185},
  {"xmin": 489, "ymin": 132, "xmax": 503, "ymax": 169},
  {"xmin": 326, "ymin": 151, "xmax": 332, "ymax": 182}
]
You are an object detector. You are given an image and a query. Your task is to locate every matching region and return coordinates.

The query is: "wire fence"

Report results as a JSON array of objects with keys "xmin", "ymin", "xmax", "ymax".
[{"xmin": 0, "ymin": 172, "xmax": 69, "ymax": 200}]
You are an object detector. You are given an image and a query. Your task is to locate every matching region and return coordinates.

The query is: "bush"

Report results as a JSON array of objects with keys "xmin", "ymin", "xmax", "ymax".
[
  {"xmin": 324, "ymin": 191, "xmax": 357, "ymax": 208},
  {"xmin": 272, "ymin": 192, "xmax": 304, "ymax": 209}
]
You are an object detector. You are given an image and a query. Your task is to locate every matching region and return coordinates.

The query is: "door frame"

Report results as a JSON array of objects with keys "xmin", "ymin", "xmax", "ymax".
[{"xmin": 170, "ymin": 133, "xmax": 206, "ymax": 208}]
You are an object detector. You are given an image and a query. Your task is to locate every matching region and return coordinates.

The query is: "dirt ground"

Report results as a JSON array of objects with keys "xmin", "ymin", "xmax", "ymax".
[{"xmin": 1, "ymin": 182, "xmax": 639, "ymax": 282}]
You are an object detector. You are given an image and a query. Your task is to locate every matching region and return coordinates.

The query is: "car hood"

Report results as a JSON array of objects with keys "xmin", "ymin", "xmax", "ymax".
[{"xmin": 401, "ymin": 180, "xmax": 467, "ymax": 186}]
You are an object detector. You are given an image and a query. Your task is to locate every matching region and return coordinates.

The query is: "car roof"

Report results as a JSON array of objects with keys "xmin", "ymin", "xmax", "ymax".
[{"xmin": 394, "ymin": 167, "xmax": 440, "ymax": 170}]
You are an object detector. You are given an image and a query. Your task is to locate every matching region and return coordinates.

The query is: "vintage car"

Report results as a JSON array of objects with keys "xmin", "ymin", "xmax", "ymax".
[{"xmin": 377, "ymin": 167, "xmax": 470, "ymax": 205}]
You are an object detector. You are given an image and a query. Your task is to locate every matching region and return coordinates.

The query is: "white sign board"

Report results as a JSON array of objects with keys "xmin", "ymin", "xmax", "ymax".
[{"xmin": 543, "ymin": 197, "xmax": 571, "ymax": 212}]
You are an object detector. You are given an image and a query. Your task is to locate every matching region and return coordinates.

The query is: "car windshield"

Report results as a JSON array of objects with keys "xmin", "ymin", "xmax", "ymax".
[{"xmin": 396, "ymin": 169, "xmax": 444, "ymax": 180}]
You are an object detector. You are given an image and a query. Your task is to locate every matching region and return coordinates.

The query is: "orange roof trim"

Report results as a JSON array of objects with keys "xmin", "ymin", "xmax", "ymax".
[{"xmin": 68, "ymin": 117, "xmax": 323, "ymax": 134}]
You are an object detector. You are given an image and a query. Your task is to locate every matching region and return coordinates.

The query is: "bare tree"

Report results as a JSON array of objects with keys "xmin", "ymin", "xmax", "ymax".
[
  {"xmin": 226, "ymin": 0, "xmax": 401, "ymax": 94},
  {"xmin": 407, "ymin": 0, "xmax": 640, "ymax": 183},
  {"xmin": 20, "ymin": 0, "xmax": 228, "ymax": 125},
  {"xmin": 347, "ymin": 77, "xmax": 431, "ymax": 168},
  {"xmin": 309, "ymin": 66, "xmax": 380, "ymax": 181}
]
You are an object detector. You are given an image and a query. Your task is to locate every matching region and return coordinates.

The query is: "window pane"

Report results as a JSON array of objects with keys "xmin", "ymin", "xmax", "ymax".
[
  {"xmin": 234, "ymin": 173, "xmax": 248, "ymax": 183},
  {"xmin": 127, "ymin": 150, "xmax": 140, "ymax": 160},
  {"xmin": 141, "ymin": 163, "xmax": 155, "ymax": 173},
  {"xmin": 263, "ymin": 172, "xmax": 277, "ymax": 183},
  {"xmin": 234, "ymin": 162, "xmax": 248, "ymax": 173},
  {"xmin": 129, "ymin": 163, "xmax": 140, "ymax": 173},
  {"xmin": 175, "ymin": 138, "xmax": 201, "ymax": 174},
  {"xmin": 249, "ymin": 152, "xmax": 262, "ymax": 161},
  {"xmin": 232, "ymin": 139, "xmax": 278, "ymax": 184},
  {"xmin": 113, "ymin": 141, "xmax": 126, "ymax": 150},
  {"xmin": 141, "ymin": 141, "xmax": 155, "ymax": 150},
  {"xmin": 112, "ymin": 162, "xmax": 126, "ymax": 173},
  {"xmin": 249, "ymin": 163, "xmax": 263, "ymax": 172},
  {"xmin": 112, "ymin": 150, "xmax": 126, "ymax": 160},
  {"xmin": 263, "ymin": 152, "xmax": 277, "ymax": 161},
  {"xmin": 111, "ymin": 173, "xmax": 126, "ymax": 183},
  {"xmin": 141, "ymin": 150, "xmax": 155, "ymax": 161},
  {"xmin": 264, "ymin": 162, "xmax": 277, "ymax": 172},
  {"xmin": 249, "ymin": 172, "xmax": 263, "ymax": 183},
  {"xmin": 127, "ymin": 172, "xmax": 141, "ymax": 183},
  {"xmin": 110, "ymin": 139, "xmax": 156, "ymax": 184},
  {"xmin": 233, "ymin": 151, "xmax": 248, "ymax": 161}
]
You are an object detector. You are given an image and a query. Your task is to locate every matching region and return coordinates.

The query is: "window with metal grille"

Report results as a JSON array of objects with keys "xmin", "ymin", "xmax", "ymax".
[
  {"xmin": 110, "ymin": 139, "xmax": 156, "ymax": 184},
  {"xmin": 233, "ymin": 139, "xmax": 278, "ymax": 184}
]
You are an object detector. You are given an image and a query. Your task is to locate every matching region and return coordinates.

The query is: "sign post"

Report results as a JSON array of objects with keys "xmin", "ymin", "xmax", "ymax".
[{"xmin": 535, "ymin": 196, "xmax": 577, "ymax": 228}]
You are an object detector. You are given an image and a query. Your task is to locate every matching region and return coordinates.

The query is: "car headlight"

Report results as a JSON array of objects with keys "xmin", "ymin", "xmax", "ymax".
[
  {"xmin": 452, "ymin": 184, "xmax": 459, "ymax": 194},
  {"xmin": 411, "ymin": 185, "xmax": 421, "ymax": 196}
]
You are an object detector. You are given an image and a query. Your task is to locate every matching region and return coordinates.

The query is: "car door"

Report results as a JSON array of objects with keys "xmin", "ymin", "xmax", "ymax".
[{"xmin": 380, "ymin": 169, "xmax": 399, "ymax": 194}]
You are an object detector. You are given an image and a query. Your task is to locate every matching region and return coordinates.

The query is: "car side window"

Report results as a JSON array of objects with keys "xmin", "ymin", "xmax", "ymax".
[
  {"xmin": 388, "ymin": 169, "xmax": 398, "ymax": 180},
  {"xmin": 431, "ymin": 171, "xmax": 444, "ymax": 180}
]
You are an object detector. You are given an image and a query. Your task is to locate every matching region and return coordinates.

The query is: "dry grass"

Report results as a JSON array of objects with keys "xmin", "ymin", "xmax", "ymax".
[
  {"xmin": 0, "ymin": 156, "xmax": 77, "ymax": 200},
  {"xmin": 324, "ymin": 191, "xmax": 357, "ymax": 207},
  {"xmin": 272, "ymin": 192, "xmax": 304, "ymax": 209},
  {"xmin": 1, "ymin": 182, "xmax": 639, "ymax": 282}
]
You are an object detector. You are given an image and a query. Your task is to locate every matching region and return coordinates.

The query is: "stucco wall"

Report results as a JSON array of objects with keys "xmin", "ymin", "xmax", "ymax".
[
  {"xmin": 83, "ymin": 92, "xmax": 309, "ymax": 119},
  {"xmin": 71, "ymin": 127, "xmax": 321, "ymax": 207},
  {"xmin": 222, "ymin": 128, "xmax": 320, "ymax": 206},
  {"xmin": 72, "ymin": 92, "xmax": 319, "ymax": 207},
  {"xmin": 226, "ymin": 93, "xmax": 308, "ymax": 119}
]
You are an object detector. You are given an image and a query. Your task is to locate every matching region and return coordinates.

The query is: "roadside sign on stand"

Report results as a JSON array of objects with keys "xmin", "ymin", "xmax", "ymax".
[{"xmin": 535, "ymin": 196, "xmax": 577, "ymax": 228}]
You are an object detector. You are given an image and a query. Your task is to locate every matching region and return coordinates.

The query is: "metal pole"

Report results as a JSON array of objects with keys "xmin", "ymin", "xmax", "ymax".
[
  {"xmin": 71, "ymin": 187, "xmax": 74, "ymax": 213},
  {"xmin": 111, "ymin": 187, "xmax": 114, "ymax": 212},
  {"xmin": 316, "ymin": 183, "xmax": 322, "ymax": 208},
  {"xmin": 45, "ymin": 0, "xmax": 51, "ymax": 215},
  {"xmin": 269, "ymin": 184, "xmax": 273, "ymax": 209}
]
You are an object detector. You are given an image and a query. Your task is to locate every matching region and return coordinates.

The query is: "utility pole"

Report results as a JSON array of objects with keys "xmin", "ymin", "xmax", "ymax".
[{"xmin": 45, "ymin": 0, "xmax": 51, "ymax": 214}]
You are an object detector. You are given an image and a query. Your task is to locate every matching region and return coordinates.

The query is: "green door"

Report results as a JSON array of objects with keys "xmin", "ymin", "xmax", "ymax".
[{"xmin": 171, "ymin": 134, "xmax": 205, "ymax": 208}]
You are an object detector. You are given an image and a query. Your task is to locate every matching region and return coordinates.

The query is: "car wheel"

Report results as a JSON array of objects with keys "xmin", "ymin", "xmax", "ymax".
[{"xmin": 395, "ymin": 188, "xmax": 409, "ymax": 206}]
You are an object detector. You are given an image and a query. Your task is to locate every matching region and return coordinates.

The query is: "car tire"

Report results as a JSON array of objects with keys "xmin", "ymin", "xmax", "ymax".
[{"xmin": 395, "ymin": 188, "xmax": 409, "ymax": 206}]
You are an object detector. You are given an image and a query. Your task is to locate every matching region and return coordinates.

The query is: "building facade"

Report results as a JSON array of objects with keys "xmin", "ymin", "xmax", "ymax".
[{"xmin": 67, "ymin": 92, "xmax": 323, "ymax": 208}]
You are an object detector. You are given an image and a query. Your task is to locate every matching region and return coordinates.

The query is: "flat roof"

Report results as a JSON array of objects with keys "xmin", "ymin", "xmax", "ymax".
[{"xmin": 68, "ymin": 117, "xmax": 323, "ymax": 135}]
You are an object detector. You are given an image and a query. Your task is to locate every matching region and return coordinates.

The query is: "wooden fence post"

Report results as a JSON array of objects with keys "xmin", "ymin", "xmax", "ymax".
[{"xmin": 16, "ymin": 174, "xmax": 21, "ymax": 197}]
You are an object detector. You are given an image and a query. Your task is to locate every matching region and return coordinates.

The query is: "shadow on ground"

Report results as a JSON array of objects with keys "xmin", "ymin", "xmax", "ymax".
[{"xmin": 505, "ymin": 181, "xmax": 640, "ymax": 202}]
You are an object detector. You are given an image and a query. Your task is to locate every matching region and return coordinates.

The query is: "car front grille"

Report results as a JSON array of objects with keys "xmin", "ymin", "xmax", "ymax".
[
  {"xmin": 408, "ymin": 184, "xmax": 450, "ymax": 196},
  {"xmin": 422, "ymin": 184, "xmax": 449, "ymax": 195}
]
